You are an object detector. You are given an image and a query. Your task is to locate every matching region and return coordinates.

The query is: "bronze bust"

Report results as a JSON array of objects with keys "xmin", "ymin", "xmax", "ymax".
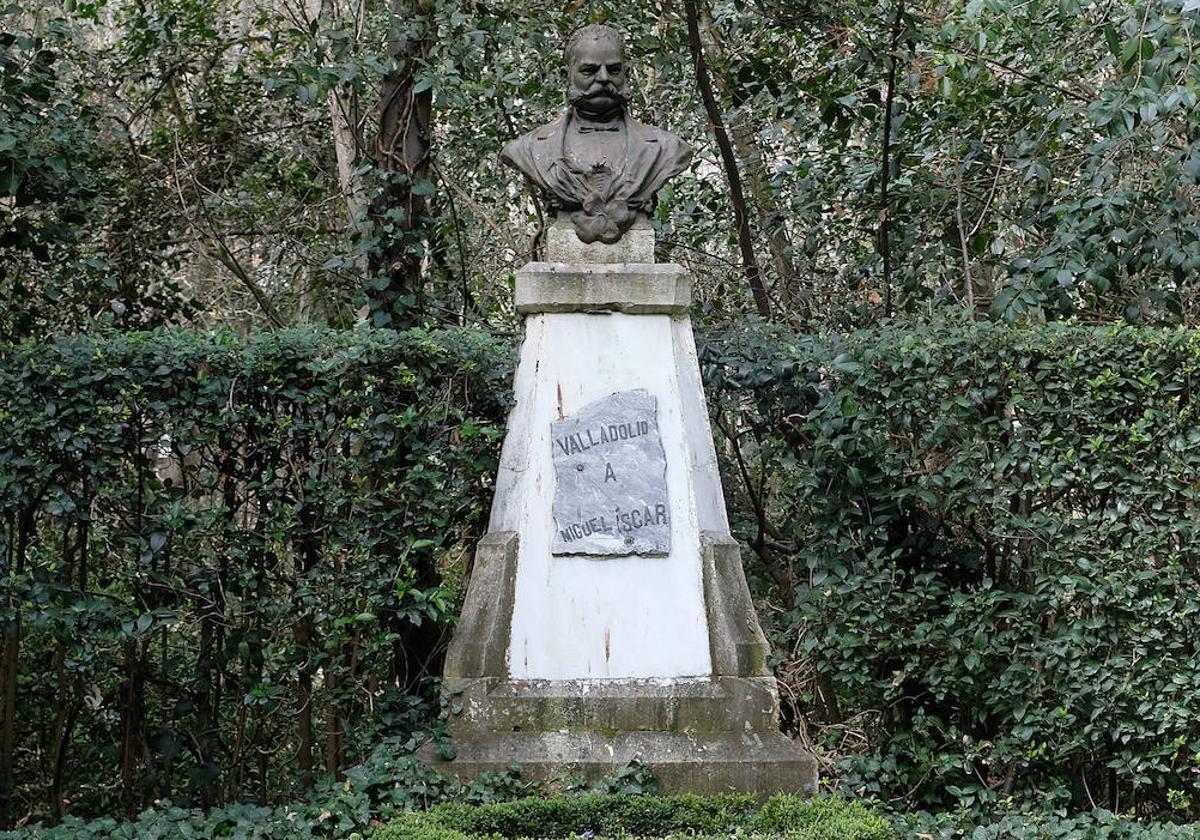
[{"xmin": 501, "ymin": 24, "xmax": 692, "ymax": 245}]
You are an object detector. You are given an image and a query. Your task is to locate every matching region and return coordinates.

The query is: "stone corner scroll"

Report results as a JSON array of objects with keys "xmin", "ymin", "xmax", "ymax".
[{"xmin": 551, "ymin": 389, "xmax": 670, "ymax": 556}]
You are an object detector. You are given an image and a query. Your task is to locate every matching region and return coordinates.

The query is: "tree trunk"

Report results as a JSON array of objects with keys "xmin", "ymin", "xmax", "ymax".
[
  {"xmin": 292, "ymin": 436, "xmax": 322, "ymax": 787},
  {"xmin": 317, "ymin": 0, "xmax": 368, "ymax": 310},
  {"xmin": 878, "ymin": 0, "xmax": 906, "ymax": 317},
  {"xmin": 683, "ymin": 0, "xmax": 772, "ymax": 319},
  {"xmin": 192, "ymin": 580, "xmax": 220, "ymax": 808},
  {"xmin": 324, "ymin": 691, "xmax": 343, "ymax": 778},
  {"xmin": 329, "ymin": 87, "xmax": 366, "ymax": 226},
  {"xmin": 696, "ymin": 7, "xmax": 803, "ymax": 317},
  {"xmin": 294, "ymin": 615, "xmax": 315, "ymax": 786},
  {"xmin": 0, "ymin": 507, "xmax": 32, "ymax": 828},
  {"xmin": 118, "ymin": 641, "xmax": 146, "ymax": 817},
  {"xmin": 367, "ymin": 0, "xmax": 434, "ymax": 327},
  {"xmin": 0, "ymin": 618, "xmax": 18, "ymax": 828},
  {"xmin": 49, "ymin": 678, "xmax": 82, "ymax": 824}
]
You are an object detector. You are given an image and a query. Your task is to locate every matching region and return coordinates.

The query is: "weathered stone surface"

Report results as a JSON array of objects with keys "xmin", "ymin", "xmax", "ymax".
[
  {"xmin": 551, "ymin": 390, "xmax": 670, "ymax": 556},
  {"xmin": 545, "ymin": 215, "xmax": 654, "ymax": 264},
  {"xmin": 435, "ymin": 530, "xmax": 818, "ymax": 797},
  {"xmin": 497, "ymin": 306, "xmax": 712, "ymax": 679},
  {"xmin": 701, "ymin": 532, "xmax": 772, "ymax": 678},
  {"xmin": 422, "ymin": 729, "xmax": 817, "ymax": 797},
  {"xmin": 515, "ymin": 262, "xmax": 690, "ymax": 315},
  {"xmin": 444, "ymin": 676, "xmax": 780, "ymax": 737},
  {"xmin": 443, "ymin": 533, "xmax": 517, "ymax": 679},
  {"xmin": 434, "ymin": 249, "xmax": 818, "ymax": 792}
]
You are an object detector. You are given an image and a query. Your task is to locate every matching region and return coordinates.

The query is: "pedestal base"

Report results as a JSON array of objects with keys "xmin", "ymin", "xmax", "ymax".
[
  {"xmin": 423, "ymin": 728, "xmax": 816, "ymax": 796},
  {"xmin": 431, "ymin": 259, "xmax": 817, "ymax": 796},
  {"xmin": 434, "ymin": 532, "xmax": 818, "ymax": 797},
  {"xmin": 446, "ymin": 676, "xmax": 782, "ymax": 735}
]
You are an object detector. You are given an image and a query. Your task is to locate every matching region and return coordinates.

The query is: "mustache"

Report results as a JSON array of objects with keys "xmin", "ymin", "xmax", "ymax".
[{"xmin": 569, "ymin": 83, "xmax": 628, "ymax": 104}]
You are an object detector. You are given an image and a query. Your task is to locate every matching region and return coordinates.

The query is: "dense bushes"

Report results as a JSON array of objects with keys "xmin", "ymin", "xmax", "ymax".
[
  {"xmin": 4, "ymin": 320, "xmax": 1200, "ymax": 828},
  {"xmin": 0, "ymin": 749, "xmax": 531, "ymax": 839},
  {"xmin": 898, "ymin": 808, "xmax": 1200, "ymax": 839},
  {"xmin": 0, "ymin": 327, "xmax": 513, "ymax": 824},
  {"xmin": 701, "ymin": 318, "xmax": 1200, "ymax": 818},
  {"xmin": 376, "ymin": 793, "xmax": 890, "ymax": 839}
]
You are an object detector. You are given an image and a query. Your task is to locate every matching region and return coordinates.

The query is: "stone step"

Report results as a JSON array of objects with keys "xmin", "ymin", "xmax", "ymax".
[
  {"xmin": 422, "ymin": 729, "xmax": 818, "ymax": 797},
  {"xmin": 446, "ymin": 676, "xmax": 781, "ymax": 736}
]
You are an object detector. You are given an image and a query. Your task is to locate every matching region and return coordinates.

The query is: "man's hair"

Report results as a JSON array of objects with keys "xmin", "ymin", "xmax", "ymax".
[{"xmin": 564, "ymin": 24, "xmax": 624, "ymax": 65}]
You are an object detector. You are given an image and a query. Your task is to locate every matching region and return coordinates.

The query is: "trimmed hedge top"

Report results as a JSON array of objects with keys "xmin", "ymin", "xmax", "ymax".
[{"xmin": 374, "ymin": 794, "xmax": 891, "ymax": 840}]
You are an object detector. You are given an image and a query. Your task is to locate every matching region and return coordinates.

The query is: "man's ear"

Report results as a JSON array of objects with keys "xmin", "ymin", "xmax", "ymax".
[{"xmin": 559, "ymin": 65, "xmax": 568, "ymax": 81}]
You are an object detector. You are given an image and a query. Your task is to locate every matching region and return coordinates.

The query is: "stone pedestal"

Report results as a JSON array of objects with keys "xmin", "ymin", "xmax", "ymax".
[{"xmin": 428, "ymin": 228, "xmax": 816, "ymax": 795}]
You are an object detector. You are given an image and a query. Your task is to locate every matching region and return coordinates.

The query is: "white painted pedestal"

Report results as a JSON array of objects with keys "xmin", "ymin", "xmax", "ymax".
[
  {"xmin": 434, "ymin": 229, "xmax": 816, "ymax": 794},
  {"xmin": 499, "ymin": 304, "xmax": 717, "ymax": 678}
]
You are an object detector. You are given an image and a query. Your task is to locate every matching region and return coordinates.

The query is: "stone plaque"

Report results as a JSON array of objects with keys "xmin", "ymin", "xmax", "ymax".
[{"xmin": 551, "ymin": 389, "xmax": 670, "ymax": 556}]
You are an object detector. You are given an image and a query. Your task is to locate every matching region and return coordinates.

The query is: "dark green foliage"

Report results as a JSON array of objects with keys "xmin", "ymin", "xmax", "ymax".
[
  {"xmin": 9, "ymin": 0, "xmax": 1199, "ymax": 331},
  {"xmin": 7, "ymin": 320, "xmax": 1200, "ymax": 828},
  {"xmin": 0, "ymin": 7, "xmax": 190, "ymax": 340},
  {"xmin": 0, "ymin": 750, "xmax": 526, "ymax": 839},
  {"xmin": 0, "ymin": 326, "xmax": 513, "ymax": 822},
  {"xmin": 375, "ymin": 793, "xmax": 891, "ymax": 840},
  {"xmin": 898, "ymin": 808, "xmax": 1200, "ymax": 839},
  {"xmin": 418, "ymin": 793, "xmax": 757, "ymax": 837},
  {"xmin": 700, "ymin": 317, "xmax": 1200, "ymax": 817}
]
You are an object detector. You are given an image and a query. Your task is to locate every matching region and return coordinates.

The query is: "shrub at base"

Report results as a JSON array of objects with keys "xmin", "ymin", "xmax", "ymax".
[{"xmin": 375, "ymin": 793, "xmax": 891, "ymax": 839}]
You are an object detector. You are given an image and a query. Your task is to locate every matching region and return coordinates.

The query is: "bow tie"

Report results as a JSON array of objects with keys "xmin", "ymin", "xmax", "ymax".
[{"xmin": 578, "ymin": 125, "xmax": 620, "ymax": 133}]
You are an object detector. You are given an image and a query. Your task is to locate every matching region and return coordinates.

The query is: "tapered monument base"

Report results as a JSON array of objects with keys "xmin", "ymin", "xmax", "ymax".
[
  {"xmin": 429, "ymin": 531, "xmax": 817, "ymax": 796},
  {"xmin": 429, "ymin": 251, "xmax": 816, "ymax": 796}
]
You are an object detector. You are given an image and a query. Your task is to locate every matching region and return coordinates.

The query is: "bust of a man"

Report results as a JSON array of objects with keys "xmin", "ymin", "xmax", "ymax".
[{"xmin": 501, "ymin": 24, "xmax": 692, "ymax": 245}]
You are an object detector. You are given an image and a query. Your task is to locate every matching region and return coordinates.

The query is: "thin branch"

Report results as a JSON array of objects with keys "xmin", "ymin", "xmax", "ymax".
[
  {"xmin": 432, "ymin": 164, "xmax": 512, "ymax": 247},
  {"xmin": 878, "ymin": 0, "xmax": 905, "ymax": 318},
  {"xmin": 969, "ymin": 148, "xmax": 1004, "ymax": 237},
  {"xmin": 952, "ymin": 129, "xmax": 975, "ymax": 311},
  {"xmin": 683, "ymin": 0, "xmax": 772, "ymax": 318},
  {"xmin": 172, "ymin": 139, "xmax": 286, "ymax": 327}
]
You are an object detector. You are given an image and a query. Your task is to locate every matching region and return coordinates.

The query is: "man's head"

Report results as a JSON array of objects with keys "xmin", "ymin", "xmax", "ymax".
[{"xmin": 564, "ymin": 24, "xmax": 629, "ymax": 121}]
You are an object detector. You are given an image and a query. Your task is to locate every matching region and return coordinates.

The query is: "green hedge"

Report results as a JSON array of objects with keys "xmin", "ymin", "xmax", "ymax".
[
  {"xmin": 897, "ymin": 808, "xmax": 1200, "ymax": 838},
  {"xmin": 700, "ymin": 318, "xmax": 1200, "ymax": 817},
  {"xmin": 375, "ymin": 794, "xmax": 890, "ymax": 839},
  {"xmin": 5, "ymin": 320, "xmax": 1200, "ymax": 826},
  {"xmin": 0, "ymin": 327, "xmax": 513, "ymax": 822}
]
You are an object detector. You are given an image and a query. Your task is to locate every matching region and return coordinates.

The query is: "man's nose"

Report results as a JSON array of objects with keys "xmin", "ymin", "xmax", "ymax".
[{"xmin": 595, "ymin": 66, "xmax": 609, "ymax": 83}]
